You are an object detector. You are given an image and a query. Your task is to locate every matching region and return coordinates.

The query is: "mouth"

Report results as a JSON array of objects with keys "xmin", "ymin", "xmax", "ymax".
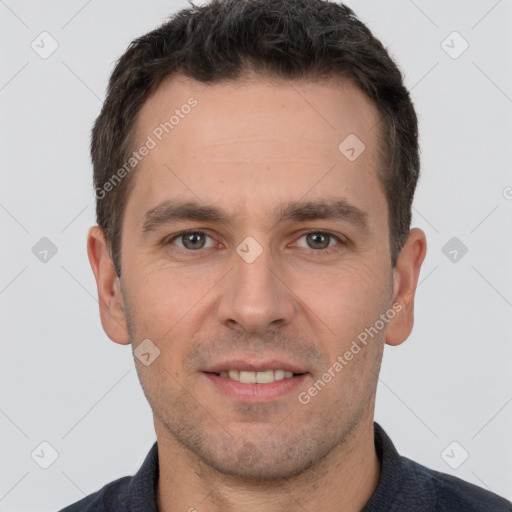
[
  {"xmin": 206, "ymin": 369, "xmax": 305, "ymax": 384},
  {"xmin": 201, "ymin": 362, "xmax": 309, "ymax": 402}
]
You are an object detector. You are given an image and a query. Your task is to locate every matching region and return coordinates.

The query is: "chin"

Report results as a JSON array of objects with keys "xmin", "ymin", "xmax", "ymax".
[
  {"xmin": 204, "ymin": 453, "xmax": 315, "ymax": 482},
  {"xmin": 189, "ymin": 431, "xmax": 334, "ymax": 483}
]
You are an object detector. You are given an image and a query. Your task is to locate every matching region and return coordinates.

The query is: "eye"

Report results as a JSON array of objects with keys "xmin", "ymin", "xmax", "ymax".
[
  {"xmin": 164, "ymin": 230, "xmax": 344, "ymax": 254},
  {"xmin": 295, "ymin": 231, "xmax": 343, "ymax": 251},
  {"xmin": 167, "ymin": 231, "xmax": 217, "ymax": 251}
]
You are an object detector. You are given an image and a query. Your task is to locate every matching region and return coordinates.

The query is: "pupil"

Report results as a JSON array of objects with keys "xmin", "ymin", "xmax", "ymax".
[
  {"xmin": 307, "ymin": 233, "xmax": 329, "ymax": 249},
  {"xmin": 184, "ymin": 233, "xmax": 204, "ymax": 249}
]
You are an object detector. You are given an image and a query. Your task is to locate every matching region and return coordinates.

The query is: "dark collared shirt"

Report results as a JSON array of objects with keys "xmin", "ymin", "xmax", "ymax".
[{"xmin": 58, "ymin": 422, "xmax": 512, "ymax": 511}]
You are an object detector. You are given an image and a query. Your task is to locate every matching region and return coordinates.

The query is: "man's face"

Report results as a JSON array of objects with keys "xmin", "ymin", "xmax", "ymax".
[{"xmin": 115, "ymin": 74, "xmax": 396, "ymax": 479}]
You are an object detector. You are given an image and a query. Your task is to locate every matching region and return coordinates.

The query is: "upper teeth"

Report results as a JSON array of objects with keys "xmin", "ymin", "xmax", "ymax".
[{"xmin": 219, "ymin": 369, "xmax": 294, "ymax": 383}]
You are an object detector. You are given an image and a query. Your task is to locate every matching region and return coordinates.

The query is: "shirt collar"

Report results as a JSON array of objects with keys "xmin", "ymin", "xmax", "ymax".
[
  {"xmin": 362, "ymin": 421, "xmax": 406, "ymax": 510},
  {"xmin": 125, "ymin": 440, "xmax": 160, "ymax": 512}
]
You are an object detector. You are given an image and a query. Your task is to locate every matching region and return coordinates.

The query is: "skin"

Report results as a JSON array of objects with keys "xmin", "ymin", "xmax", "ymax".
[{"xmin": 88, "ymin": 72, "xmax": 426, "ymax": 512}]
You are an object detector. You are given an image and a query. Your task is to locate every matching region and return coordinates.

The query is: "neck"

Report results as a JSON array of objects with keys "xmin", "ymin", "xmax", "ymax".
[{"xmin": 155, "ymin": 410, "xmax": 380, "ymax": 512}]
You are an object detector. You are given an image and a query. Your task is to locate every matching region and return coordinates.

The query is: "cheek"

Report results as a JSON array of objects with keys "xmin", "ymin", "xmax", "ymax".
[
  {"xmin": 294, "ymin": 260, "xmax": 392, "ymax": 335},
  {"xmin": 122, "ymin": 261, "xmax": 221, "ymax": 340}
]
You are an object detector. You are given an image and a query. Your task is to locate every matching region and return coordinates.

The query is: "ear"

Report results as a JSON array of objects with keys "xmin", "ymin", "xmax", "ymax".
[
  {"xmin": 386, "ymin": 228, "xmax": 427, "ymax": 346},
  {"xmin": 87, "ymin": 226, "xmax": 130, "ymax": 345}
]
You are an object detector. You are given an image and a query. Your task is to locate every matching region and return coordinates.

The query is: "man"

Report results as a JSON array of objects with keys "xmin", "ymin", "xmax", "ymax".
[{"xmin": 60, "ymin": 0, "xmax": 512, "ymax": 510}]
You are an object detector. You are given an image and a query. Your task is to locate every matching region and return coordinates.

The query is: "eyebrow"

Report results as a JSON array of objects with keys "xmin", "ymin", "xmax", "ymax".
[{"xmin": 141, "ymin": 198, "xmax": 369, "ymax": 234}]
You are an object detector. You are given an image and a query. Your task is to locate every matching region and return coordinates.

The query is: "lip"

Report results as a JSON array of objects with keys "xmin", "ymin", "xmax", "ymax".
[
  {"xmin": 203, "ymin": 359, "xmax": 307, "ymax": 374},
  {"xmin": 203, "ymin": 372, "xmax": 308, "ymax": 403}
]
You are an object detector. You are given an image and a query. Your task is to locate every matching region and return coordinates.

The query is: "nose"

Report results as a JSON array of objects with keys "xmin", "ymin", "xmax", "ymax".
[{"xmin": 215, "ymin": 241, "xmax": 297, "ymax": 335}]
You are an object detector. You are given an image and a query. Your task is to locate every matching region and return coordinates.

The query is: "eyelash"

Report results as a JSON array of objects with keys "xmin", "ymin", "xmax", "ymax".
[{"xmin": 163, "ymin": 229, "xmax": 345, "ymax": 255}]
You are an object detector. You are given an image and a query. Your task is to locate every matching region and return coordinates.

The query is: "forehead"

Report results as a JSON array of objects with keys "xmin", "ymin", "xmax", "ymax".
[
  {"xmin": 136, "ymin": 72, "xmax": 381, "ymax": 154},
  {"xmin": 127, "ymin": 72, "xmax": 386, "ymax": 228}
]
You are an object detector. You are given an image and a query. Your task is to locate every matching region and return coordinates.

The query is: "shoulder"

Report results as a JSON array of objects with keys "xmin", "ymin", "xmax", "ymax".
[
  {"xmin": 368, "ymin": 423, "xmax": 512, "ymax": 512},
  {"xmin": 401, "ymin": 455, "xmax": 512, "ymax": 511},
  {"xmin": 57, "ymin": 476, "xmax": 132, "ymax": 512},
  {"xmin": 56, "ymin": 441, "xmax": 159, "ymax": 512}
]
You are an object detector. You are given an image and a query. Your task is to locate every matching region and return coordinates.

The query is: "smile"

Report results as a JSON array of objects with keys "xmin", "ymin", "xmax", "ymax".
[{"xmin": 217, "ymin": 369, "xmax": 297, "ymax": 383}]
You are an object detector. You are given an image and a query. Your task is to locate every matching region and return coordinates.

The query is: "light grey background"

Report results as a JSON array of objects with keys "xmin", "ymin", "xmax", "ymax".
[{"xmin": 1, "ymin": 0, "xmax": 511, "ymax": 510}]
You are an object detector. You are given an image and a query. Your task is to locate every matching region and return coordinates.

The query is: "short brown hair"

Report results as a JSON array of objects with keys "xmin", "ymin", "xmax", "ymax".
[{"xmin": 91, "ymin": 0, "xmax": 419, "ymax": 277}]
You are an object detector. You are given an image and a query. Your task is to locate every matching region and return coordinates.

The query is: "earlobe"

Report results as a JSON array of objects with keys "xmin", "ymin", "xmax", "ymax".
[
  {"xmin": 386, "ymin": 228, "xmax": 427, "ymax": 347},
  {"xmin": 87, "ymin": 226, "xmax": 131, "ymax": 345}
]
